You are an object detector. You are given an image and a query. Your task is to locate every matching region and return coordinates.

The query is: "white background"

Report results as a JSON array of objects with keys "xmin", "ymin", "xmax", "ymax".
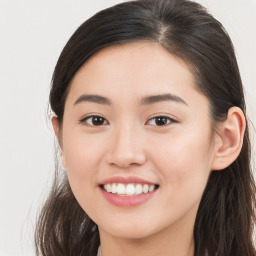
[{"xmin": 0, "ymin": 0, "xmax": 255, "ymax": 255}]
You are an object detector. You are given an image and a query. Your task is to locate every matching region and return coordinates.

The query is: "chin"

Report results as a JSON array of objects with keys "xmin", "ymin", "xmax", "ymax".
[
  {"xmin": 106, "ymin": 229, "xmax": 152, "ymax": 240},
  {"xmin": 99, "ymin": 220, "xmax": 159, "ymax": 240}
]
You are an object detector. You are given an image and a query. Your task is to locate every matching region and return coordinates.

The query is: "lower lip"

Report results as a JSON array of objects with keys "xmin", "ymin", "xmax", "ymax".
[{"xmin": 100, "ymin": 187, "xmax": 157, "ymax": 207}]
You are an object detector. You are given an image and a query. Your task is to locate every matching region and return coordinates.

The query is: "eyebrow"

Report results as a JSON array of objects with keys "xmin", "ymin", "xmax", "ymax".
[
  {"xmin": 74, "ymin": 94, "xmax": 111, "ymax": 105},
  {"xmin": 74, "ymin": 93, "xmax": 188, "ymax": 106},
  {"xmin": 140, "ymin": 93, "xmax": 188, "ymax": 106}
]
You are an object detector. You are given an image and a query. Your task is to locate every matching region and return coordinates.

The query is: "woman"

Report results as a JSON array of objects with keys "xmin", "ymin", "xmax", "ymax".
[{"xmin": 35, "ymin": 0, "xmax": 256, "ymax": 255}]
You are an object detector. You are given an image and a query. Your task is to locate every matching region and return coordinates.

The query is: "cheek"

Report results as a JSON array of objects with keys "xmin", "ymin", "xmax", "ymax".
[
  {"xmin": 61, "ymin": 129, "xmax": 106, "ymax": 201},
  {"xmin": 61, "ymin": 133, "xmax": 107, "ymax": 218},
  {"xmin": 150, "ymin": 129, "xmax": 213, "ymax": 192},
  {"xmin": 149, "ymin": 133, "xmax": 213, "ymax": 223},
  {"xmin": 62, "ymin": 128, "xmax": 104, "ymax": 173}
]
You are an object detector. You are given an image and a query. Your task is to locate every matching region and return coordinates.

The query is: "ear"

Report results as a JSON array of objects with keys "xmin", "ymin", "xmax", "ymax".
[
  {"xmin": 51, "ymin": 116, "xmax": 61, "ymax": 143},
  {"xmin": 51, "ymin": 116, "xmax": 67, "ymax": 169},
  {"xmin": 211, "ymin": 107, "xmax": 246, "ymax": 171}
]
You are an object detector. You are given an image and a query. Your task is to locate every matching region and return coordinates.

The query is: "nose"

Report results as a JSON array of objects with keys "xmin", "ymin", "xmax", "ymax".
[{"xmin": 105, "ymin": 124, "xmax": 147, "ymax": 168}]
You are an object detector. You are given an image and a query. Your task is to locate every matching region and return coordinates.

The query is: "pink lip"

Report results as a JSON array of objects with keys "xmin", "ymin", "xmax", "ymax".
[
  {"xmin": 99, "ymin": 176, "xmax": 157, "ymax": 185},
  {"xmin": 99, "ymin": 187, "xmax": 158, "ymax": 207},
  {"xmin": 98, "ymin": 176, "xmax": 159, "ymax": 207}
]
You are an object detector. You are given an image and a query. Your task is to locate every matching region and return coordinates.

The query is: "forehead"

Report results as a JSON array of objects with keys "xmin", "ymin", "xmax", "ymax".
[{"xmin": 66, "ymin": 41, "xmax": 205, "ymax": 108}]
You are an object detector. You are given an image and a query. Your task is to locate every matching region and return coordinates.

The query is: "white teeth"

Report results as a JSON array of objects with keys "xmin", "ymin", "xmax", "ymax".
[
  {"xmin": 126, "ymin": 184, "xmax": 135, "ymax": 195},
  {"xmin": 117, "ymin": 184, "xmax": 126, "ymax": 195},
  {"xmin": 135, "ymin": 184, "xmax": 143, "ymax": 195},
  {"xmin": 104, "ymin": 184, "xmax": 112, "ymax": 193},
  {"xmin": 103, "ymin": 183, "xmax": 156, "ymax": 196},
  {"xmin": 149, "ymin": 185, "xmax": 155, "ymax": 192},
  {"xmin": 111, "ymin": 183, "xmax": 117, "ymax": 193},
  {"xmin": 143, "ymin": 184, "xmax": 149, "ymax": 193}
]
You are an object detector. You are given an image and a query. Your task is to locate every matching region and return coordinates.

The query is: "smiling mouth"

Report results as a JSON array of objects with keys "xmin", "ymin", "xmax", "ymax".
[{"xmin": 99, "ymin": 183, "xmax": 159, "ymax": 196}]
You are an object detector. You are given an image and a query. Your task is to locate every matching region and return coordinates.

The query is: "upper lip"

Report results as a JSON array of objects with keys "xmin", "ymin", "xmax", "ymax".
[{"xmin": 99, "ymin": 176, "xmax": 158, "ymax": 185}]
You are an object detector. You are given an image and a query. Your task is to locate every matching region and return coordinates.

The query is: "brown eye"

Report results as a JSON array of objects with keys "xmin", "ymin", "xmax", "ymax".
[
  {"xmin": 81, "ymin": 115, "xmax": 108, "ymax": 126},
  {"xmin": 147, "ymin": 116, "xmax": 175, "ymax": 126}
]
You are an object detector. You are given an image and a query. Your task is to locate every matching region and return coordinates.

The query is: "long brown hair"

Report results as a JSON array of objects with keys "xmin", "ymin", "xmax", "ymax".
[{"xmin": 35, "ymin": 0, "xmax": 256, "ymax": 255}]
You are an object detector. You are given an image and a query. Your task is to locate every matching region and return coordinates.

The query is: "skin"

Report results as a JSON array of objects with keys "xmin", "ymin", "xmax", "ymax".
[{"xmin": 52, "ymin": 41, "xmax": 246, "ymax": 256}]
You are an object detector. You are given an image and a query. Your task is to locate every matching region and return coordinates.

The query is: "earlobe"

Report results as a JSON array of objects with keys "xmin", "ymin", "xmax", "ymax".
[
  {"xmin": 51, "ymin": 116, "xmax": 60, "ymax": 139},
  {"xmin": 211, "ymin": 107, "xmax": 246, "ymax": 171},
  {"xmin": 51, "ymin": 115, "xmax": 63, "ymax": 149},
  {"xmin": 61, "ymin": 154, "xmax": 67, "ymax": 169}
]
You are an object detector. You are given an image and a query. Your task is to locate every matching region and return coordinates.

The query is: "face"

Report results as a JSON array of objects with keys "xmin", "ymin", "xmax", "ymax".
[{"xmin": 59, "ymin": 41, "xmax": 216, "ymax": 240}]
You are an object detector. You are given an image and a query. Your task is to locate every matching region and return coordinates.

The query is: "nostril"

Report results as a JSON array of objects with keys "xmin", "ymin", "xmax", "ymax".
[{"xmin": 105, "ymin": 144, "xmax": 147, "ymax": 168}]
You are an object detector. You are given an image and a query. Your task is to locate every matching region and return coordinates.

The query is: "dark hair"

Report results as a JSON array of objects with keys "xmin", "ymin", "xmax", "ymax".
[{"xmin": 35, "ymin": 0, "xmax": 256, "ymax": 255}]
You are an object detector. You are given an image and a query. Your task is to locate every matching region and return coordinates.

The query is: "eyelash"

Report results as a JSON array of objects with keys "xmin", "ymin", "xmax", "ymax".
[
  {"xmin": 79, "ymin": 115, "xmax": 109, "ymax": 126},
  {"xmin": 79, "ymin": 115, "xmax": 177, "ymax": 127},
  {"xmin": 146, "ymin": 116, "xmax": 176, "ymax": 126}
]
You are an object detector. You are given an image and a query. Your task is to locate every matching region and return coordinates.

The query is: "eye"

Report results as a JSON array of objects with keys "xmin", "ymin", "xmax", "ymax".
[
  {"xmin": 146, "ymin": 116, "xmax": 175, "ymax": 126},
  {"xmin": 80, "ymin": 115, "xmax": 109, "ymax": 126}
]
